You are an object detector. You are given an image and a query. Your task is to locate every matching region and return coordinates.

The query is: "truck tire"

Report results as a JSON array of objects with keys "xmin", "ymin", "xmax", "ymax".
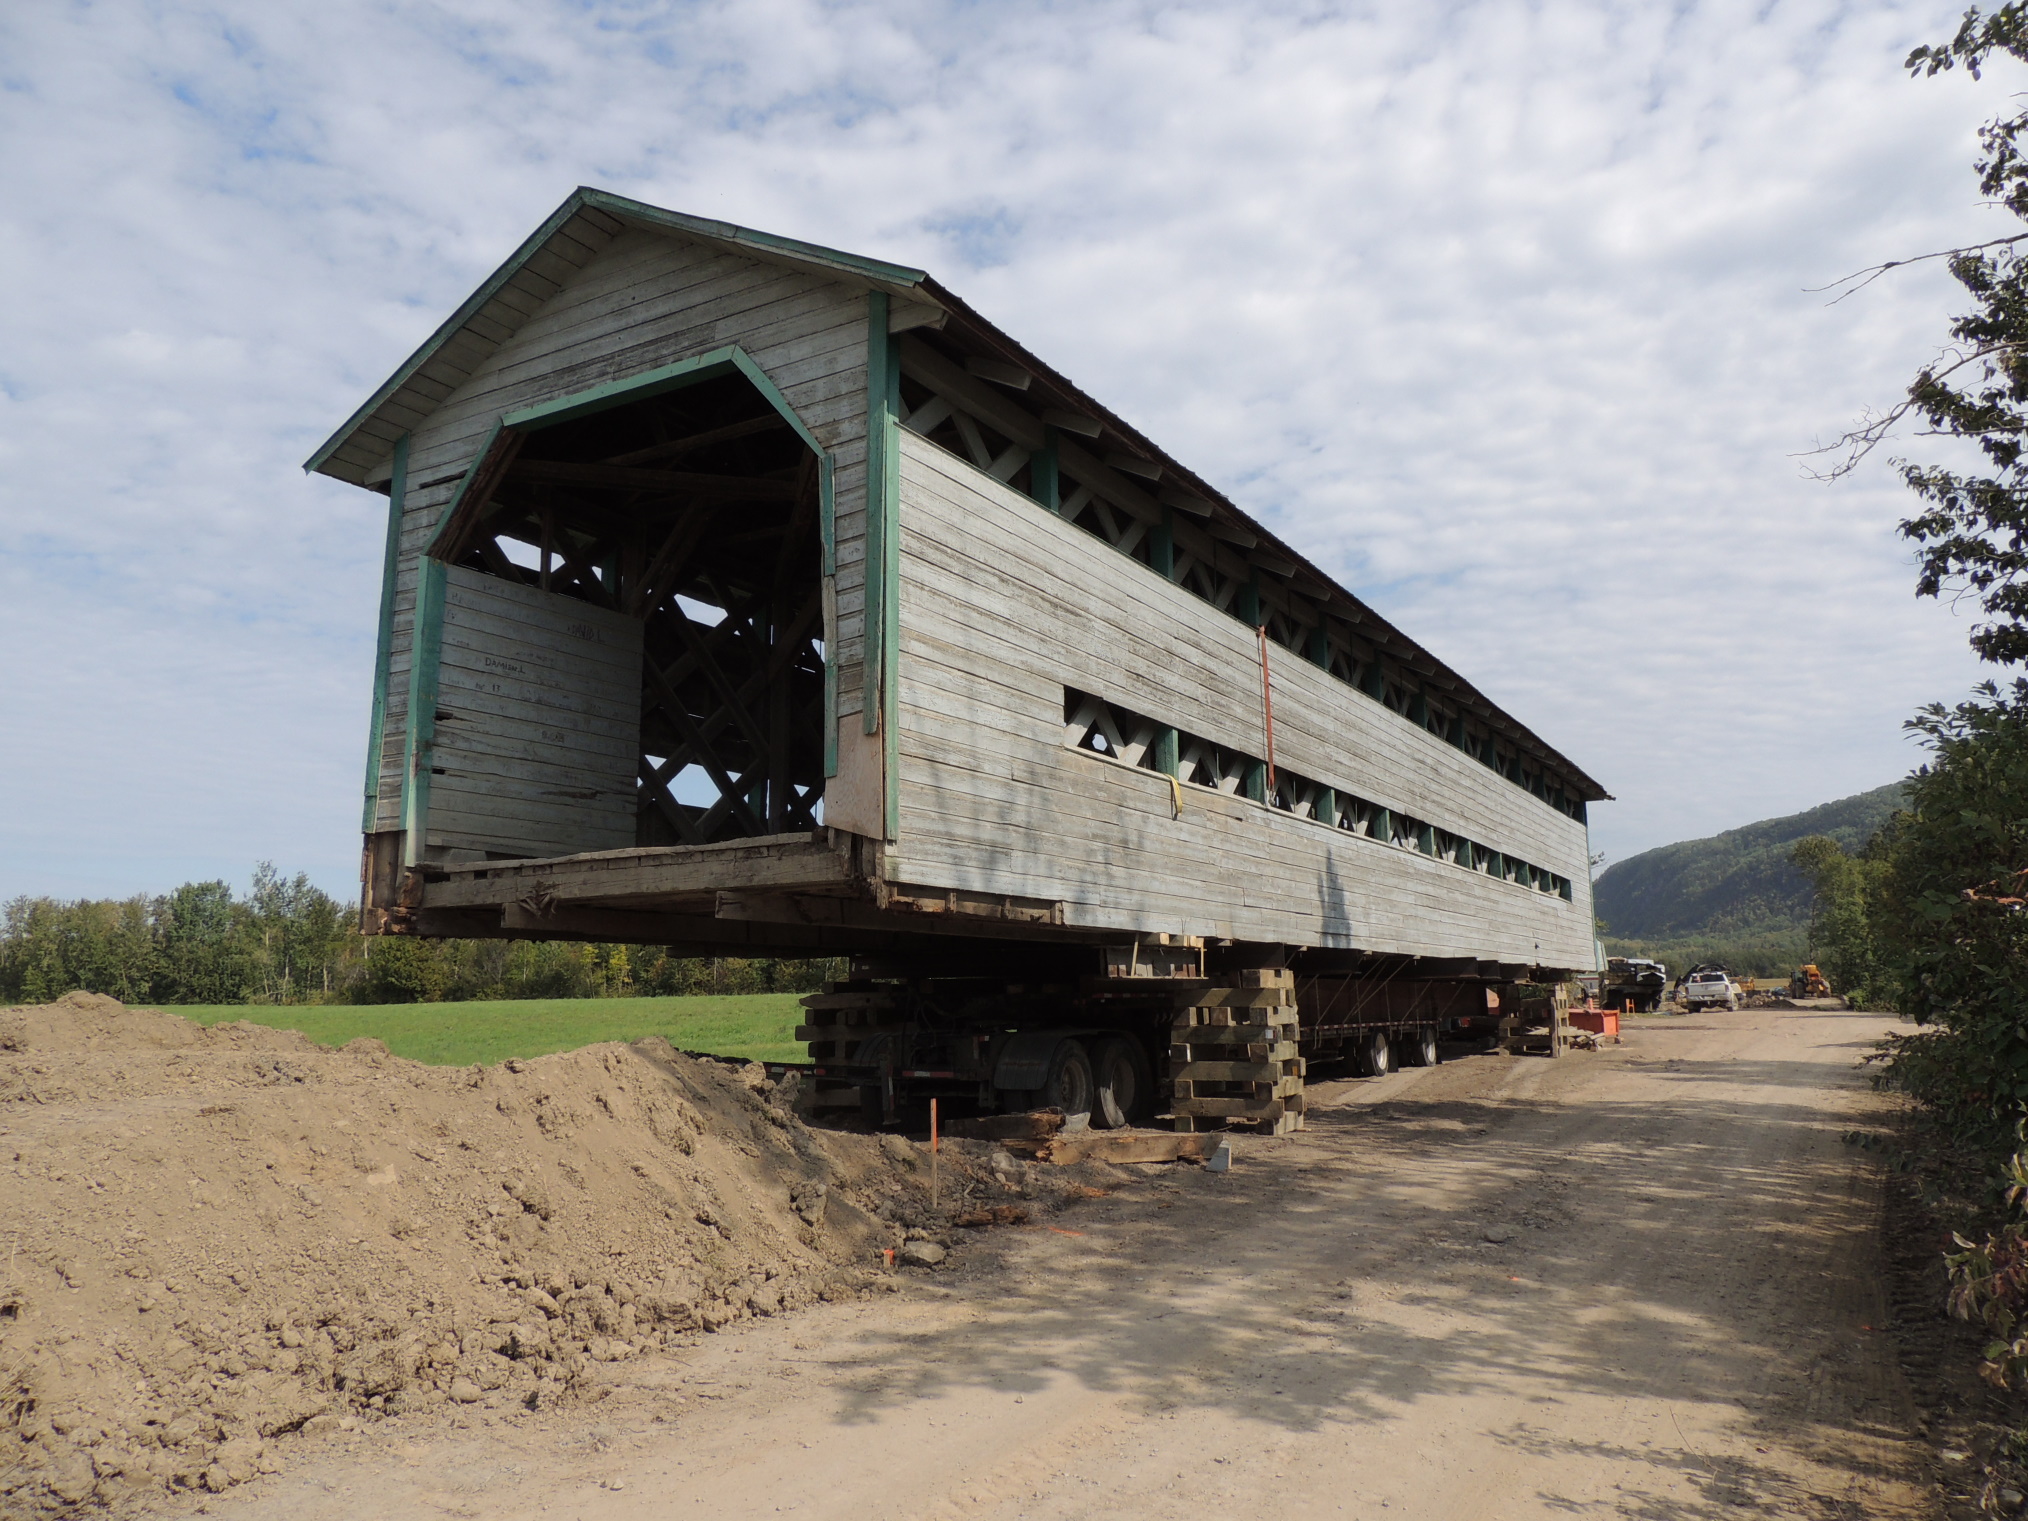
[
  {"xmin": 1358, "ymin": 1029, "xmax": 1392, "ymax": 1077},
  {"xmin": 1091, "ymin": 1037, "xmax": 1151, "ymax": 1129},
  {"xmin": 1038, "ymin": 1039, "xmax": 1095, "ymax": 1124},
  {"xmin": 1402, "ymin": 1027, "xmax": 1439, "ymax": 1067}
]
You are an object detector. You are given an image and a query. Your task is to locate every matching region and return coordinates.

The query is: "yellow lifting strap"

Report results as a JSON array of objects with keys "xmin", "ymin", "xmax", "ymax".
[{"xmin": 1166, "ymin": 772, "xmax": 1183, "ymax": 820}]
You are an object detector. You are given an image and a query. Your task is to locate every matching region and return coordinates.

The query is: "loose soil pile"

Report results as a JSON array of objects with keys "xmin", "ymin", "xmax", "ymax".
[{"xmin": 0, "ymin": 994, "xmax": 1031, "ymax": 1515}]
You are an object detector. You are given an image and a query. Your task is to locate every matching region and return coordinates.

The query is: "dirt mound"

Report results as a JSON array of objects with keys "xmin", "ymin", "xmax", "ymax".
[{"xmin": 0, "ymin": 994, "xmax": 1001, "ymax": 1515}]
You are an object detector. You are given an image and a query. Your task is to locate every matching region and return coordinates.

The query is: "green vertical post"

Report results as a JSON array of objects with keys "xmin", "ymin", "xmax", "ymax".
[
  {"xmin": 862, "ymin": 294, "xmax": 903, "ymax": 838},
  {"xmin": 1307, "ymin": 625, "xmax": 1330, "ymax": 669},
  {"xmin": 864, "ymin": 293, "xmax": 892, "ymax": 740},
  {"xmin": 1153, "ymin": 725, "xmax": 1179, "ymax": 776},
  {"xmin": 1363, "ymin": 658, "xmax": 1386, "ymax": 702},
  {"xmin": 1418, "ymin": 823, "xmax": 1437, "ymax": 856},
  {"xmin": 1371, "ymin": 806, "xmax": 1392, "ymax": 843},
  {"xmin": 1031, "ymin": 426, "xmax": 1060, "ymax": 512},
  {"xmin": 361, "ymin": 435, "xmax": 409, "ymax": 833},
  {"xmin": 1237, "ymin": 576, "xmax": 1261, "ymax": 629},
  {"xmin": 1244, "ymin": 758, "xmax": 1267, "ymax": 804},
  {"xmin": 1409, "ymin": 690, "xmax": 1429, "ymax": 727},
  {"xmin": 1313, "ymin": 785, "xmax": 1336, "ymax": 827},
  {"xmin": 400, "ymin": 553, "xmax": 448, "ymax": 868},
  {"xmin": 820, "ymin": 454, "xmax": 839, "ymax": 779},
  {"xmin": 1150, "ymin": 507, "xmax": 1175, "ymax": 579}
]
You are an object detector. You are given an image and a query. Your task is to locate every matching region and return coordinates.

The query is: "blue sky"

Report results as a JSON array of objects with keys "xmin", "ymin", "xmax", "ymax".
[{"xmin": 0, "ymin": 0, "xmax": 2007, "ymax": 903}]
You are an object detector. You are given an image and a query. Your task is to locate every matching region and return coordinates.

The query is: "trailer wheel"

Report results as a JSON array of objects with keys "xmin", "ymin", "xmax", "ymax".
[
  {"xmin": 1091, "ymin": 1037, "xmax": 1151, "ymax": 1129},
  {"xmin": 1402, "ymin": 1027, "xmax": 1439, "ymax": 1067},
  {"xmin": 1358, "ymin": 1029, "xmax": 1393, "ymax": 1077},
  {"xmin": 1038, "ymin": 1039, "xmax": 1095, "ymax": 1124}
]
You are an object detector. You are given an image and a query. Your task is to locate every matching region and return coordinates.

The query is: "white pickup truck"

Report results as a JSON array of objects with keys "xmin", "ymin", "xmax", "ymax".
[{"xmin": 1682, "ymin": 970, "xmax": 1740, "ymax": 1011}]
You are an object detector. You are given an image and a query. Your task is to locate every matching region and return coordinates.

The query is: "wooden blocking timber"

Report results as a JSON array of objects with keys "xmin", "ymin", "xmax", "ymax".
[
  {"xmin": 1497, "ymin": 997, "xmax": 1574, "ymax": 1057},
  {"xmin": 1235, "ymin": 968, "xmax": 1294, "ymax": 990},
  {"xmin": 1168, "ymin": 1039, "xmax": 1291, "ymax": 1064},
  {"xmin": 795, "ymin": 986, "xmax": 898, "ymax": 1051},
  {"xmin": 800, "ymin": 989, "xmax": 897, "ymax": 1011},
  {"xmin": 1038, "ymin": 1131, "xmax": 1216, "ymax": 1165},
  {"xmin": 1166, "ymin": 973, "xmax": 1305, "ymax": 1134},
  {"xmin": 1181, "ymin": 987, "xmax": 1296, "ymax": 1013},
  {"xmin": 1170, "ymin": 1056, "xmax": 1303, "ymax": 1083}
]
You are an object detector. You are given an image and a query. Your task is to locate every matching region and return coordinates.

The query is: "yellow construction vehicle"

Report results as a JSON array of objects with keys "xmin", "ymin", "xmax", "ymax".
[{"xmin": 1789, "ymin": 965, "xmax": 1833, "ymax": 998}]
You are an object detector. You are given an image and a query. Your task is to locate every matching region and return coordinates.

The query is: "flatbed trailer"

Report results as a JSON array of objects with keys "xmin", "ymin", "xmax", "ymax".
[
  {"xmin": 309, "ymin": 190, "xmax": 1607, "ymax": 1135},
  {"xmin": 793, "ymin": 954, "xmax": 1510, "ymax": 1134}
]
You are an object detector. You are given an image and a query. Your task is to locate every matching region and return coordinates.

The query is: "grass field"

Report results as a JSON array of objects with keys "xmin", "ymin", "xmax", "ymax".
[{"xmin": 171, "ymin": 994, "xmax": 806, "ymax": 1067}]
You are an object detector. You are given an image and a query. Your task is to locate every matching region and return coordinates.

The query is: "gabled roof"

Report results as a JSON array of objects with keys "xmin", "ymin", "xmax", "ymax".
[
  {"xmin": 310, "ymin": 189, "xmax": 1606, "ymax": 802},
  {"xmin": 305, "ymin": 188, "xmax": 930, "ymax": 487}
]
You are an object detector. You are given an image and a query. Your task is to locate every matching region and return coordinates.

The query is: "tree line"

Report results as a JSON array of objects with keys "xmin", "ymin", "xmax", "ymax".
[
  {"xmin": 1811, "ymin": 6, "xmax": 2028, "ymax": 1389},
  {"xmin": 0, "ymin": 862, "xmax": 839, "ymax": 1007}
]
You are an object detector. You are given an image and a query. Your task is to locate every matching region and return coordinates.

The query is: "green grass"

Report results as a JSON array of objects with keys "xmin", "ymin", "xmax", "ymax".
[{"xmin": 169, "ymin": 994, "xmax": 807, "ymax": 1067}]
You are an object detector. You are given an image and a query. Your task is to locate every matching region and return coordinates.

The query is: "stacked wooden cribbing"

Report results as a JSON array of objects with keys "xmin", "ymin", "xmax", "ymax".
[
  {"xmin": 1168, "ymin": 969, "xmax": 1306, "ymax": 1136},
  {"xmin": 1498, "ymin": 982, "xmax": 1572, "ymax": 1057},
  {"xmin": 795, "ymin": 983, "xmax": 903, "ymax": 1110}
]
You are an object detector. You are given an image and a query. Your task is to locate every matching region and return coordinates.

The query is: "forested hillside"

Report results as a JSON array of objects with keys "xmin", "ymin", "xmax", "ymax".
[{"xmin": 1594, "ymin": 782, "xmax": 1906, "ymax": 973}]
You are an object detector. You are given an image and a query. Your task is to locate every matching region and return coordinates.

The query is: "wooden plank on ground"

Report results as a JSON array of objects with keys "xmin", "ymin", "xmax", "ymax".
[{"xmin": 1036, "ymin": 1131, "xmax": 1215, "ymax": 1165}]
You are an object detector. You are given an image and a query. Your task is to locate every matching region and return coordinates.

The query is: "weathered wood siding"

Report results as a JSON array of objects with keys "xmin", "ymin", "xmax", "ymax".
[
  {"xmin": 891, "ymin": 429, "xmax": 1595, "ymax": 963},
  {"xmin": 364, "ymin": 224, "xmax": 873, "ymax": 841},
  {"xmin": 426, "ymin": 566, "xmax": 642, "ymax": 858}
]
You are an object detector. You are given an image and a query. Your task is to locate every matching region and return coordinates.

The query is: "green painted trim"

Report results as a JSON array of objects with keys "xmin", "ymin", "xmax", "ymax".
[
  {"xmin": 1418, "ymin": 823, "xmax": 1437, "ymax": 856},
  {"xmin": 505, "ymin": 346, "xmax": 733, "ymax": 433},
  {"xmin": 424, "ymin": 416, "xmax": 507, "ymax": 558},
  {"xmin": 879, "ymin": 327, "xmax": 902, "ymax": 840},
  {"xmin": 1243, "ymin": 758, "xmax": 1267, "ymax": 804},
  {"xmin": 401, "ymin": 555, "xmax": 449, "ymax": 868},
  {"xmin": 1313, "ymin": 785, "xmax": 1336, "ymax": 827},
  {"xmin": 1371, "ymin": 807, "xmax": 1392, "ymax": 843},
  {"xmin": 1031, "ymin": 427, "xmax": 1061, "ymax": 512},
  {"xmin": 429, "ymin": 344, "xmax": 830, "ymax": 557},
  {"xmin": 861, "ymin": 292, "xmax": 903, "ymax": 838},
  {"xmin": 864, "ymin": 294, "xmax": 892, "ymax": 741},
  {"xmin": 361, "ymin": 436, "xmax": 410, "ymax": 833},
  {"xmin": 821, "ymin": 453, "xmax": 839, "ymax": 781},
  {"xmin": 1153, "ymin": 726, "xmax": 1179, "ymax": 777},
  {"xmin": 1150, "ymin": 507, "xmax": 1175, "ymax": 579},
  {"xmin": 1306, "ymin": 626, "xmax": 1330, "ymax": 668},
  {"xmin": 1236, "ymin": 578, "xmax": 1261, "ymax": 629}
]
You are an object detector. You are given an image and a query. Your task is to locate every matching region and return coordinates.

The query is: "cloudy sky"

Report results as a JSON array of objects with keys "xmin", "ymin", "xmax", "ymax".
[{"xmin": 0, "ymin": 0, "xmax": 2009, "ymax": 904}]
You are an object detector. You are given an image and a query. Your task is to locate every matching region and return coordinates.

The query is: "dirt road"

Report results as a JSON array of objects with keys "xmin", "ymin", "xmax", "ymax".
[{"xmin": 188, "ymin": 1007, "xmax": 1927, "ymax": 1521}]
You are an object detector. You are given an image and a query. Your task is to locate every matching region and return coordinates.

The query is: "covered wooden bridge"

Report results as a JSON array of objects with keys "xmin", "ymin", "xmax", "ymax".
[{"xmin": 310, "ymin": 188, "xmax": 1605, "ymax": 981}]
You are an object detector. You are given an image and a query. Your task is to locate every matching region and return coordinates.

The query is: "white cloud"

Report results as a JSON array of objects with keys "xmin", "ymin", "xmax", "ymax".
[{"xmin": 0, "ymin": 0, "xmax": 2004, "ymax": 901}]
